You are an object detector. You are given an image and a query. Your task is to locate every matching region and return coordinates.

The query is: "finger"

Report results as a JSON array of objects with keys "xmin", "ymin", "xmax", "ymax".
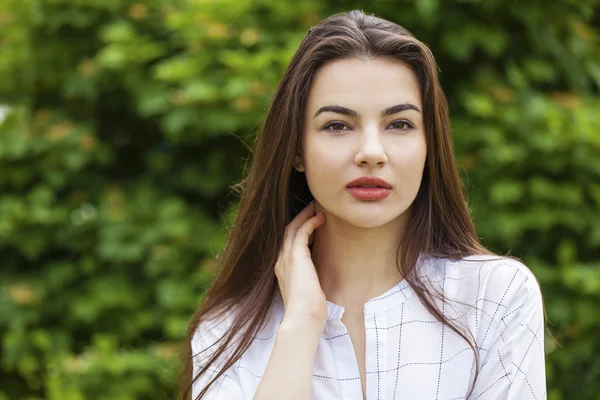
[
  {"xmin": 283, "ymin": 200, "xmax": 316, "ymax": 252},
  {"xmin": 293, "ymin": 212, "xmax": 325, "ymax": 249},
  {"xmin": 287, "ymin": 200, "xmax": 316, "ymax": 234}
]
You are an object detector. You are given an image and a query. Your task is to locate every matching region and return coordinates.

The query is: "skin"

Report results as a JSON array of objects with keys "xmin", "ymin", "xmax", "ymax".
[{"xmin": 294, "ymin": 57, "xmax": 427, "ymax": 398}]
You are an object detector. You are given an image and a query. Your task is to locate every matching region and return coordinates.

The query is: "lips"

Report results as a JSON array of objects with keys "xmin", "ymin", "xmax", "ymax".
[
  {"xmin": 346, "ymin": 176, "xmax": 391, "ymax": 189},
  {"xmin": 346, "ymin": 176, "xmax": 392, "ymax": 201}
]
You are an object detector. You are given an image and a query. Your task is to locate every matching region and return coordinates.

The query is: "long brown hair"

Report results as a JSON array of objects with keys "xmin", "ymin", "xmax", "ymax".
[{"xmin": 180, "ymin": 9, "xmax": 499, "ymax": 399}]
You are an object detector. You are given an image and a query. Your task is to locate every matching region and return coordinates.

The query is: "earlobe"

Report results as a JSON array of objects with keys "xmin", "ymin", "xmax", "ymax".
[{"xmin": 294, "ymin": 155, "xmax": 305, "ymax": 172}]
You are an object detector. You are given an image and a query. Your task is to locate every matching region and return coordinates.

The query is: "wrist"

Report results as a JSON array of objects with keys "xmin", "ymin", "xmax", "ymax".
[{"xmin": 278, "ymin": 315, "xmax": 326, "ymax": 340}]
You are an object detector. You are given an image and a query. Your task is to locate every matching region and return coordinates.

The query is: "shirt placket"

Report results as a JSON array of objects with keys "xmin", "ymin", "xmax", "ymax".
[
  {"xmin": 330, "ymin": 319, "xmax": 365, "ymax": 400},
  {"xmin": 365, "ymin": 311, "xmax": 388, "ymax": 400}
]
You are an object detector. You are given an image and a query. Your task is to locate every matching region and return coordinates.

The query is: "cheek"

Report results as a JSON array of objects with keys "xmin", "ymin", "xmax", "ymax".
[
  {"xmin": 415, "ymin": 136, "xmax": 428, "ymax": 169},
  {"xmin": 304, "ymin": 136, "xmax": 343, "ymax": 167},
  {"xmin": 409, "ymin": 143, "xmax": 427, "ymax": 172},
  {"xmin": 391, "ymin": 135, "xmax": 427, "ymax": 170},
  {"xmin": 303, "ymin": 139, "xmax": 345, "ymax": 188}
]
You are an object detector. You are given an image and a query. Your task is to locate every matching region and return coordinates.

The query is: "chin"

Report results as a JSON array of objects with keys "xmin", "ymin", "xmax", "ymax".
[
  {"xmin": 339, "ymin": 206, "xmax": 407, "ymax": 229},
  {"xmin": 353, "ymin": 217, "xmax": 402, "ymax": 228}
]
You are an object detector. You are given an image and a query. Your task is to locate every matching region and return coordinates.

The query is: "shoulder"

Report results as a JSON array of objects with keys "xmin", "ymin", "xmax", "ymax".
[
  {"xmin": 191, "ymin": 299, "xmax": 281, "ymax": 364},
  {"xmin": 422, "ymin": 254, "xmax": 545, "ymax": 352},
  {"xmin": 191, "ymin": 307, "xmax": 239, "ymax": 367},
  {"xmin": 423, "ymin": 254, "xmax": 543, "ymax": 310},
  {"xmin": 189, "ymin": 307, "xmax": 247, "ymax": 399},
  {"xmin": 190, "ymin": 299, "xmax": 283, "ymax": 388},
  {"xmin": 192, "ymin": 307, "xmax": 237, "ymax": 339}
]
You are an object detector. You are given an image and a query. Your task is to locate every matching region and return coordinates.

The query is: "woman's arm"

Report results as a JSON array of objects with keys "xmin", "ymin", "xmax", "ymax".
[
  {"xmin": 253, "ymin": 200, "xmax": 328, "ymax": 399},
  {"xmin": 470, "ymin": 273, "xmax": 546, "ymax": 399},
  {"xmin": 252, "ymin": 315, "xmax": 324, "ymax": 400}
]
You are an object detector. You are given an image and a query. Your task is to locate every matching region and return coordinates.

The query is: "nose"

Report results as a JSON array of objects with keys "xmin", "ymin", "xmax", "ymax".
[{"xmin": 354, "ymin": 127, "xmax": 388, "ymax": 167}]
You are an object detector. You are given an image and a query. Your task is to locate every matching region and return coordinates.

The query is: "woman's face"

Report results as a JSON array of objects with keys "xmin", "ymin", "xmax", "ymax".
[{"xmin": 299, "ymin": 57, "xmax": 427, "ymax": 228}]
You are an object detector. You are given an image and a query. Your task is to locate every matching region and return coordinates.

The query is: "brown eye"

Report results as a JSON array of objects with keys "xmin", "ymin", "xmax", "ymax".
[
  {"xmin": 323, "ymin": 122, "xmax": 349, "ymax": 133},
  {"xmin": 389, "ymin": 120, "xmax": 414, "ymax": 130}
]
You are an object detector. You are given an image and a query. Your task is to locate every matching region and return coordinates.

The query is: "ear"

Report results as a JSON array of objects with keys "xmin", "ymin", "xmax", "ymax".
[{"xmin": 294, "ymin": 154, "xmax": 305, "ymax": 172}]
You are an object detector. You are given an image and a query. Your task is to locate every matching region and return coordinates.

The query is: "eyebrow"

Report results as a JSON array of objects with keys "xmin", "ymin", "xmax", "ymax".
[{"xmin": 313, "ymin": 103, "xmax": 421, "ymax": 119}]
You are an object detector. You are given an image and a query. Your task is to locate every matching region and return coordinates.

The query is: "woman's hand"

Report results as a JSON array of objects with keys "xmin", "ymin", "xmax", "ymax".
[{"xmin": 275, "ymin": 200, "xmax": 328, "ymax": 329}]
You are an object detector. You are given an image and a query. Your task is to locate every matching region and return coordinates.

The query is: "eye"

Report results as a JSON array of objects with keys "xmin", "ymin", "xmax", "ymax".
[
  {"xmin": 388, "ymin": 120, "xmax": 414, "ymax": 131},
  {"xmin": 322, "ymin": 121, "xmax": 350, "ymax": 133}
]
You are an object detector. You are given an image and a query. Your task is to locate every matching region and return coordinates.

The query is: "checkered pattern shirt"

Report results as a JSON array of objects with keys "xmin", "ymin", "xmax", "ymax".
[{"xmin": 191, "ymin": 255, "xmax": 546, "ymax": 399}]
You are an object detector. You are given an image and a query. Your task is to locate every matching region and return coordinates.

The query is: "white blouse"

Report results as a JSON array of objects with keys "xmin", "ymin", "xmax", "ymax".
[{"xmin": 191, "ymin": 255, "xmax": 546, "ymax": 399}]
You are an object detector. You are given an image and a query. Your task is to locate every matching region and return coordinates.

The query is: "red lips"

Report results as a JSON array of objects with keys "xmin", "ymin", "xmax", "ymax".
[
  {"xmin": 346, "ymin": 176, "xmax": 391, "ymax": 189},
  {"xmin": 346, "ymin": 176, "xmax": 392, "ymax": 201}
]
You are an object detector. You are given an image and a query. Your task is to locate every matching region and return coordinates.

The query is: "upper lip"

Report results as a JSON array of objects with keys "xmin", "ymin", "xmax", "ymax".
[{"xmin": 346, "ymin": 176, "xmax": 391, "ymax": 189}]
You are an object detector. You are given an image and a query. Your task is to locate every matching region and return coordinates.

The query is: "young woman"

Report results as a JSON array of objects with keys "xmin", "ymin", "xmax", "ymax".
[{"xmin": 180, "ymin": 10, "xmax": 546, "ymax": 400}]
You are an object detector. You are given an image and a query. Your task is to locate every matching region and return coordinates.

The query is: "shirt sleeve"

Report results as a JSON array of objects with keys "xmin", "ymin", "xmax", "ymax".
[
  {"xmin": 470, "ymin": 274, "xmax": 547, "ymax": 399},
  {"xmin": 191, "ymin": 318, "xmax": 244, "ymax": 400}
]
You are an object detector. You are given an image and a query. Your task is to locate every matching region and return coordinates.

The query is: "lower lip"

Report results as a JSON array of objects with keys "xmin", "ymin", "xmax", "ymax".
[{"xmin": 346, "ymin": 187, "xmax": 392, "ymax": 200}]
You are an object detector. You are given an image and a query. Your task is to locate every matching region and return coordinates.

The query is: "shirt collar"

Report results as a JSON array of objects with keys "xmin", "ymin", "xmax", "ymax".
[
  {"xmin": 325, "ymin": 277, "xmax": 414, "ymax": 320},
  {"xmin": 274, "ymin": 253, "xmax": 428, "ymax": 321}
]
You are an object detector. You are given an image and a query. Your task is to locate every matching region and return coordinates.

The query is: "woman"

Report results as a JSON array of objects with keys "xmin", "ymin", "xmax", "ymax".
[{"xmin": 180, "ymin": 10, "xmax": 546, "ymax": 400}]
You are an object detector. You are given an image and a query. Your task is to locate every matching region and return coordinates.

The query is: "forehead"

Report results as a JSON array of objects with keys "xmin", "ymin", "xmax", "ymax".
[{"xmin": 306, "ymin": 57, "xmax": 422, "ymax": 111}]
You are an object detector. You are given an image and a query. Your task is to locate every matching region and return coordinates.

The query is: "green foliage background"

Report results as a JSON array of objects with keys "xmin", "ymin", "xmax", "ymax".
[{"xmin": 0, "ymin": 0, "xmax": 598, "ymax": 399}]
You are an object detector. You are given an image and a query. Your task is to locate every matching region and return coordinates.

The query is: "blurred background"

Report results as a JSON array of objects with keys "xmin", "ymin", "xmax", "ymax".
[{"xmin": 0, "ymin": 0, "xmax": 598, "ymax": 399}]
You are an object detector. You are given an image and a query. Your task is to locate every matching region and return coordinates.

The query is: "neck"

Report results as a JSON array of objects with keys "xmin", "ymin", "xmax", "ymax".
[{"xmin": 310, "ymin": 210, "xmax": 409, "ymax": 315}]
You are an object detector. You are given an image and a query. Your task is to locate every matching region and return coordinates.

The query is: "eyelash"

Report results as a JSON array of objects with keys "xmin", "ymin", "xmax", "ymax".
[{"xmin": 322, "ymin": 120, "xmax": 415, "ymax": 133}]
